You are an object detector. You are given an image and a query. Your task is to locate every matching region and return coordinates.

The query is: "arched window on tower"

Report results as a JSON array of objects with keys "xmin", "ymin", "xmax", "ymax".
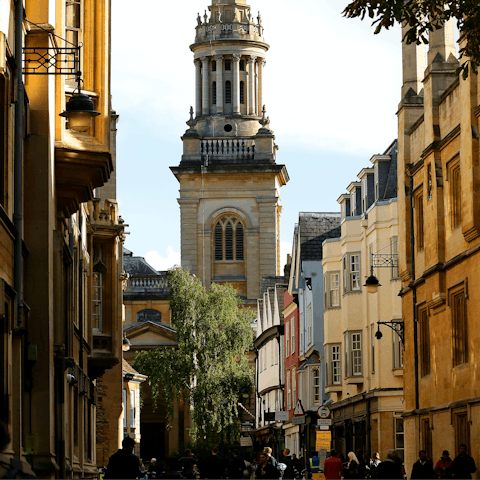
[
  {"xmin": 225, "ymin": 81, "xmax": 232, "ymax": 104},
  {"xmin": 240, "ymin": 82, "xmax": 245, "ymax": 104},
  {"xmin": 215, "ymin": 222, "xmax": 223, "ymax": 260},
  {"xmin": 214, "ymin": 216, "xmax": 245, "ymax": 262},
  {"xmin": 212, "ymin": 81, "xmax": 217, "ymax": 105}
]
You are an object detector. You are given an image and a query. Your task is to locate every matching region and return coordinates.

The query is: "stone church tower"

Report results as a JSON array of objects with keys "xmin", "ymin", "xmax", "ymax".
[{"xmin": 171, "ymin": 0, "xmax": 289, "ymax": 306}]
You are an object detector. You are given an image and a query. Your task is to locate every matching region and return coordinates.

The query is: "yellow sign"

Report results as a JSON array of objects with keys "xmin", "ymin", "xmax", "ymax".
[{"xmin": 315, "ymin": 431, "xmax": 331, "ymax": 450}]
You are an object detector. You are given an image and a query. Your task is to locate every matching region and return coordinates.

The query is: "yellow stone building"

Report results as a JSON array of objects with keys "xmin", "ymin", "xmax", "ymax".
[
  {"xmin": 397, "ymin": 19, "xmax": 480, "ymax": 473},
  {"xmin": 171, "ymin": 0, "xmax": 289, "ymax": 307},
  {"xmin": 1, "ymin": 0, "xmax": 124, "ymax": 477},
  {"xmin": 322, "ymin": 143, "xmax": 404, "ymax": 460}
]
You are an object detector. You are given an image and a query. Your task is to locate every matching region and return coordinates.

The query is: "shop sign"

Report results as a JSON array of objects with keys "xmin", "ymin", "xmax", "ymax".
[{"xmin": 292, "ymin": 415, "xmax": 306, "ymax": 425}]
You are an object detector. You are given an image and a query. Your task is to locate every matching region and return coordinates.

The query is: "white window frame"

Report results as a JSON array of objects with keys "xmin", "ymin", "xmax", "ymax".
[
  {"xmin": 307, "ymin": 304, "xmax": 312, "ymax": 345},
  {"xmin": 312, "ymin": 367, "xmax": 320, "ymax": 405},
  {"xmin": 345, "ymin": 331, "xmax": 363, "ymax": 377},
  {"xmin": 292, "ymin": 366, "xmax": 296, "ymax": 405},
  {"xmin": 332, "ymin": 345, "xmax": 341, "ymax": 384},
  {"xmin": 391, "ymin": 236, "xmax": 399, "ymax": 279},
  {"xmin": 394, "ymin": 414, "xmax": 404, "ymax": 461},
  {"xmin": 286, "ymin": 321, "xmax": 290, "ymax": 358},
  {"xmin": 343, "ymin": 253, "xmax": 361, "ymax": 293},
  {"xmin": 130, "ymin": 390, "xmax": 135, "ymax": 428},
  {"xmin": 287, "ymin": 370, "xmax": 291, "ymax": 410},
  {"xmin": 291, "ymin": 318, "xmax": 295, "ymax": 354},
  {"xmin": 299, "ymin": 312, "xmax": 304, "ymax": 353},
  {"xmin": 330, "ymin": 273, "xmax": 340, "ymax": 307},
  {"xmin": 123, "ymin": 388, "xmax": 127, "ymax": 429},
  {"xmin": 92, "ymin": 271, "xmax": 103, "ymax": 332}
]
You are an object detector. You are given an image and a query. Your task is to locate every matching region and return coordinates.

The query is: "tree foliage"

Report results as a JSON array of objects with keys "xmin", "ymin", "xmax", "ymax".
[
  {"xmin": 134, "ymin": 267, "xmax": 255, "ymax": 441},
  {"xmin": 343, "ymin": 0, "xmax": 480, "ymax": 79}
]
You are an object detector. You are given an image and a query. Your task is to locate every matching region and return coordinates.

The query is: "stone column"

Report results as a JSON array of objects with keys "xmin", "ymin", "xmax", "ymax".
[
  {"xmin": 215, "ymin": 55, "xmax": 224, "ymax": 115},
  {"xmin": 201, "ymin": 56, "xmax": 210, "ymax": 116},
  {"xmin": 427, "ymin": 18, "xmax": 456, "ymax": 65},
  {"xmin": 401, "ymin": 23, "xmax": 425, "ymax": 99},
  {"xmin": 232, "ymin": 54, "xmax": 241, "ymax": 115},
  {"xmin": 194, "ymin": 59, "xmax": 202, "ymax": 116},
  {"xmin": 257, "ymin": 58, "xmax": 266, "ymax": 115},
  {"xmin": 247, "ymin": 55, "xmax": 257, "ymax": 115}
]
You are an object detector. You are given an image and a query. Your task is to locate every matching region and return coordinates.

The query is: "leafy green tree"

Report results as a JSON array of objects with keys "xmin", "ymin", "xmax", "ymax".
[
  {"xmin": 134, "ymin": 267, "xmax": 255, "ymax": 441},
  {"xmin": 343, "ymin": 0, "xmax": 480, "ymax": 78}
]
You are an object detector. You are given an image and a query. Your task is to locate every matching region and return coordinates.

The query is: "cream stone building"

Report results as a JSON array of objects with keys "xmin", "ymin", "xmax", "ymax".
[
  {"xmin": 322, "ymin": 142, "xmax": 404, "ymax": 460},
  {"xmin": 171, "ymin": 0, "xmax": 289, "ymax": 307},
  {"xmin": 397, "ymin": 19, "xmax": 480, "ymax": 475},
  {"xmin": 1, "ymin": 0, "xmax": 125, "ymax": 477}
]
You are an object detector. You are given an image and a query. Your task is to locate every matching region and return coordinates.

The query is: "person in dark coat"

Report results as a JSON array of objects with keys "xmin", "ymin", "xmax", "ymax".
[
  {"xmin": 280, "ymin": 448, "xmax": 294, "ymax": 479},
  {"xmin": 179, "ymin": 449, "xmax": 198, "ymax": 479},
  {"xmin": 255, "ymin": 453, "xmax": 279, "ymax": 479},
  {"xmin": 105, "ymin": 436, "xmax": 142, "ymax": 479},
  {"xmin": 434, "ymin": 450, "xmax": 453, "ymax": 479},
  {"xmin": 229, "ymin": 449, "xmax": 246, "ymax": 479},
  {"xmin": 451, "ymin": 444, "xmax": 477, "ymax": 479},
  {"xmin": 411, "ymin": 450, "xmax": 434, "ymax": 479},
  {"xmin": 356, "ymin": 450, "xmax": 366, "ymax": 479},
  {"xmin": 148, "ymin": 458, "xmax": 159, "ymax": 479},
  {"xmin": 204, "ymin": 447, "xmax": 225, "ymax": 479},
  {"xmin": 375, "ymin": 449, "xmax": 403, "ymax": 480}
]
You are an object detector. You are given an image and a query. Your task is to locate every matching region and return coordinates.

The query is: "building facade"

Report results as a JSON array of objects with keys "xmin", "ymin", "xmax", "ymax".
[
  {"xmin": 322, "ymin": 142, "xmax": 404, "ymax": 460},
  {"xmin": 397, "ymin": 19, "xmax": 480, "ymax": 473},
  {"xmin": 122, "ymin": 250, "xmax": 192, "ymax": 459},
  {"xmin": 1, "ymin": 0, "xmax": 124, "ymax": 477},
  {"xmin": 170, "ymin": 0, "xmax": 289, "ymax": 308}
]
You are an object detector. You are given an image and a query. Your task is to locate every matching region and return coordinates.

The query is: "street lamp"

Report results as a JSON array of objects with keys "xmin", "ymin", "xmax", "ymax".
[
  {"xmin": 364, "ymin": 266, "xmax": 381, "ymax": 294},
  {"xmin": 122, "ymin": 335, "xmax": 131, "ymax": 352},
  {"xmin": 60, "ymin": 73, "xmax": 100, "ymax": 132}
]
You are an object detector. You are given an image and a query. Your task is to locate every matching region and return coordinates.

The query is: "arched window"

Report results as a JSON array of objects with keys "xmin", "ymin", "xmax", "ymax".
[
  {"xmin": 214, "ymin": 216, "xmax": 245, "ymax": 261},
  {"xmin": 225, "ymin": 81, "xmax": 232, "ymax": 104},
  {"xmin": 240, "ymin": 81, "xmax": 245, "ymax": 104},
  {"xmin": 137, "ymin": 309, "xmax": 162, "ymax": 323},
  {"xmin": 215, "ymin": 222, "xmax": 223, "ymax": 260},
  {"xmin": 212, "ymin": 81, "xmax": 217, "ymax": 105}
]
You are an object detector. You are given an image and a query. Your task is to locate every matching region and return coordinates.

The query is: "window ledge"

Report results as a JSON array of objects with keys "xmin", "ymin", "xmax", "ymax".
[
  {"xmin": 326, "ymin": 385, "xmax": 342, "ymax": 392},
  {"xmin": 393, "ymin": 368, "xmax": 403, "ymax": 376},
  {"xmin": 345, "ymin": 376, "xmax": 364, "ymax": 385},
  {"xmin": 453, "ymin": 362, "xmax": 469, "ymax": 371},
  {"xmin": 342, "ymin": 291, "xmax": 362, "ymax": 297}
]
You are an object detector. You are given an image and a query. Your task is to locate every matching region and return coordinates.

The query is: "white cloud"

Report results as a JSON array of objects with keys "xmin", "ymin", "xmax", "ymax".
[{"xmin": 145, "ymin": 247, "xmax": 180, "ymax": 272}]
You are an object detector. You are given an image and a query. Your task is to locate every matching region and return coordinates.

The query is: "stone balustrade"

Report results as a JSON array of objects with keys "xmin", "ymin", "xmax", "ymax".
[
  {"xmin": 201, "ymin": 138, "xmax": 255, "ymax": 157},
  {"xmin": 128, "ymin": 275, "xmax": 167, "ymax": 288}
]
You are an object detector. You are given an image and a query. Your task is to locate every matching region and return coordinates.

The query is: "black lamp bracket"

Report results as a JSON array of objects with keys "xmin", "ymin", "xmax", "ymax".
[
  {"xmin": 377, "ymin": 320, "xmax": 404, "ymax": 345},
  {"xmin": 372, "ymin": 253, "xmax": 398, "ymax": 268}
]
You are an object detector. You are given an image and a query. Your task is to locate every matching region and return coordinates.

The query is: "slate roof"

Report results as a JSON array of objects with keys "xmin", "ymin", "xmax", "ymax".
[
  {"xmin": 123, "ymin": 250, "xmax": 160, "ymax": 276},
  {"xmin": 298, "ymin": 213, "xmax": 342, "ymax": 261},
  {"xmin": 380, "ymin": 140, "xmax": 398, "ymax": 200}
]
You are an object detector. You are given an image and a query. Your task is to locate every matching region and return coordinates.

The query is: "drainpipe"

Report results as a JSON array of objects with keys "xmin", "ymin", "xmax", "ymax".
[
  {"xmin": 14, "ymin": 0, "xmax": 24, "ymax": 328},
  {"xmin": 409, "ymin": 172, "xmax": 419, "ymax": 411},
  {"xmin": 79, "ymin": 213, "xmax": 84, "ymax": 372}
]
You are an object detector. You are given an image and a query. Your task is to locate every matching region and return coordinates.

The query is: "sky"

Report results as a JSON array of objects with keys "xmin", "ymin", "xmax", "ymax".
[{"xmin": 111, "ymin": 0, "xmax": 402, "ymax": 271}]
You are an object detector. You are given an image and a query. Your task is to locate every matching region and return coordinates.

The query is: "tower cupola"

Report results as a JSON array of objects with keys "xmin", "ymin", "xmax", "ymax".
[{"xmin": 189, "ymin": 0, "xmax": 270, "ymax": 142}]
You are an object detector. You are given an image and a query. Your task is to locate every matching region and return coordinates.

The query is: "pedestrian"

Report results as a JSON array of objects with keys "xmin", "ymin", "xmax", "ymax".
[
  {"xmin": 264, "ymin": 447, "xmax": 277, "ymax": 468},
  {"xmin": 139, "ymin": 458, "xmax": 148, "ymax": 480},
  {"xmin": 323, "ymin": 449, "xmax": 343, "ymax": 480},
  {"xmin": 178, "ymin": 449, "xmax": 198, "ymax": 479},
  {"xmin": 204, "ymin": 447, "xmax": 225, "ymax": 479},
  {"xmin": 375, "ymin": 449, "xmax": 403, "ymax": 479},
  {"xmin": 280, "ymin": 448, "xmax": 294, "ymax": 479},
  {"xmin": 148, "ymin": 458, "xmax": 158, "ymax": 479},
  {"xmin": 434, "ymin": 450, "xmax": 453, "ymax": 479},
  {"xmin": 366, "ymin": 452, "xmax": 380, "ymax": 479},
  {"xmin": 291, "ymin": 454, "xmax": 302, "ymax": 479},
  {"xmin": 0, "ymin": 419, "xmax": 36, "ymax": 479},
  {"xmin": 356, "ymin": 450, "xmax": 366, "ymax": 479},
  {"xmin": 105, "ymin": 436, "xmax": 142, "ymax": 479},
  {"xmin": 411, "ymin": 450, "xmax": 434, "ymax": 479},
  {"xmin": 229, "ymin": 449, "xmax": 247, "ymax": 479},
  {"xmin": 344, "ymin": 452, "xmax": 360, "ymax": 479},
  {"xmin": 451, "ymin": 444, "xmax": 477, "ymax": 479},
  {"xmin": 255, "ymin": 452, "xmax": 279, "ymax": 479}
]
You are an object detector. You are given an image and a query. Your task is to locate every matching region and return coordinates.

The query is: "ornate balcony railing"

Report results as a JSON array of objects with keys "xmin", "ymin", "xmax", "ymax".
[{"xmin": 201, "ymin": 138, "xmax": 255, "ymax": 158}]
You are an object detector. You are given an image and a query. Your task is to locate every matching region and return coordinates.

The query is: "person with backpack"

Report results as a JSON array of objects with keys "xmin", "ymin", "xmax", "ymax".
[{"xmin": 105, "ymin": 436, "xmax": 142, "ymax": 479}]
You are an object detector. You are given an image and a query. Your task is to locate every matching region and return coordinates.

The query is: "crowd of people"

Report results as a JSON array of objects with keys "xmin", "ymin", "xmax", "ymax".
[
  {"xmin": 102, "ymin": 436, "xmax": 477, "ymax": 480},
  {"xmin": 320, "ymin": 446, "xmax": 476, "ymax": 480}
]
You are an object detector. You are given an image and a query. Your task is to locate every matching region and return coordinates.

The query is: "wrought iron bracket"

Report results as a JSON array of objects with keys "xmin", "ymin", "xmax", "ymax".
[
  {"xmin": 377, "ymin": 320, "xmax": 404, "ymax": 345},
  {"xmin": 372, "ymin": 253, "xmax": 398, "ymax": 268},
  {"xmin": 23, "ymin": 46, "xmax": 80, "ymax": 75}
]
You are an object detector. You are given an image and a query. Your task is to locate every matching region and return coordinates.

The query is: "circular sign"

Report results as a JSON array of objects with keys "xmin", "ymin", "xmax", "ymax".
[{"xmin": 317, "ymin": 405, "xmax": 331, "ymax": 419}]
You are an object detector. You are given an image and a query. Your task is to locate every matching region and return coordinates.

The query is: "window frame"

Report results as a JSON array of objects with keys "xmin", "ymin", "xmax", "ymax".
[
  {"xmin": 286, "ymin": 369, "xmax": 291, "ymax": 410},
  {"xmin": 343, "ymin": 253, "xmax": 361, "ymax": 294},
  {"xmin": 392, "ymin": 324, "xmax": 403, "ymax": 369},
  {"xmin": 454, "ymin": 410, "xmax": 470, "ymax": 453},
  {"xmin": 65, "ymin": 0, "xmax": 83, "ymax": 87},
  {"xmin": 450, "ymin": 161, "xmax": 462, "ymax": 229},
  {"xmin": 416, "ymin": 191, "xmax": 425, "ymax": 251},
  {"xmin": 214, "ymin": 216, "xmax": 245, "ymax": 262},
  {"xmin": 450, "ymin": 286, "xmax": 468, "ymax": 367},
  {"xmin": 344, "ymin": 331, "xmax": 363, "ymax": 378},
  {"xmin": 419, "ymin": 307, "xmax": 430, "ymax": 377},
  {"xmin": 312, "ymin": 367, "xmax": 320, "ymax": 405},
  {"xmin": 225, "ymin": 80, "xmax": 232, "ymax": 103},
  {"xmin": 307, "ymin": 303, "xmax": 312, "ymax": 346},
  {"xmin": 212, "ymin": 81, "xmax": 217, "ymax": 105},
  {"xmin": 292, "ymin": 366, "xmax": 296, "ymax": 406},
  {"xmin": 285, "ymin": 321, "xmax": 290, "ymax": 358},
  {"xmin": 291, "ymin": 317, "xmax": 295, "ymax": 354}
]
